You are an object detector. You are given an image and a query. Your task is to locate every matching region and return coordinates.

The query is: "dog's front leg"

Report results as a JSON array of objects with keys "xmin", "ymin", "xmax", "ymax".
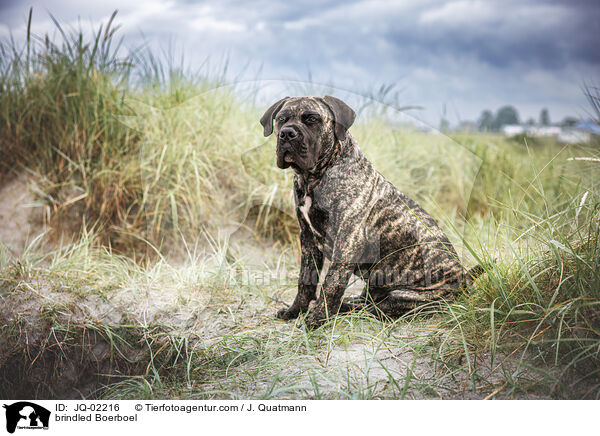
[
  {"xmin": 305, "ymin": 262, "xmax": 353, "ymax": 328},
  {"xmin": 277, "ymin": 229, "xmax": 323, "ymax": 320}
]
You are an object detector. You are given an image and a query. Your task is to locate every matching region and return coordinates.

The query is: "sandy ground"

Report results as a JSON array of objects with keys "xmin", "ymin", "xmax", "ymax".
[{"xmin": 0, "ymin": 175, "xmax": 46, "ymax": 255}]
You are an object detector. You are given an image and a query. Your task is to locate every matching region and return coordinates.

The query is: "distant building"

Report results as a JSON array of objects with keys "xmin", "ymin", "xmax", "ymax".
[
  {"xmin": 556, "ymin": 121, "xmax": 600, "ymax": 144},
  {"xmin": 574, "ymin": 121, "xmax": 600, "ymax": 135},
  {"xmin": 502, "ymin": 124, "xmax": 525, "ymax": 136},
  {"xmin": 527, "ymin": 126, "xmax": 561, "ymax": 137},
  {"xmin": 558, "ymin": 129, "xmax": 591, "ymax": 144},
  {"xmin": 501, "ymin": 121, "xmax": 600, "ymax": 144}
]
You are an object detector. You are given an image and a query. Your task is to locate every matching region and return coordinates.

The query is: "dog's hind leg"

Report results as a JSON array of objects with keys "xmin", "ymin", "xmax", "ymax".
[{"xmin": 368, "ymin": 288, "xmax": 456, "ymax": 318}]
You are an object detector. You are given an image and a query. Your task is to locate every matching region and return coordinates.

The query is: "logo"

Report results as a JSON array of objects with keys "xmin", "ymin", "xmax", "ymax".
[{"xmin": 2, "ymin": 402, "xmax": 50, "ymax": 434}]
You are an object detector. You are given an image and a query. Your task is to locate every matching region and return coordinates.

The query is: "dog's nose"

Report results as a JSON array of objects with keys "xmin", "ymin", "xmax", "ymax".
[{"xmin": 279, "ymin": 127, "xmax": 299, "ymax": 141}]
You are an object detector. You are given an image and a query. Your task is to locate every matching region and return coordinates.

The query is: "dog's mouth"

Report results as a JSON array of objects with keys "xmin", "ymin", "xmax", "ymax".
[
  {"xmin": 277, "ymin": 139, "xmax": 309, "ymax": 172},
  {"xmin": 277, "ymin": 151, "xmax": 291, "ymax": 169},
  {"xmin": 277, "ymin": 152, "xmax": 304, "ymax": 172},
  {"xmin": 277, "ymin": 142, "xmax": 298, "ymax": 169}
]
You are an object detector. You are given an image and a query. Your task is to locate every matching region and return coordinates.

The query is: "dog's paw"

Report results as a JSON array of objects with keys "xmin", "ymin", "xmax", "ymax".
[
  {"xmin": 304, "ymin": 317, "xmax": 325, "ymax": 330},
  {"xmin": 276, "ymin": 307, "xmax": 298, "ymax": 320},
  {"xmin": 304, "ymin": 310, "xmax": 327, "ymax": 329}
]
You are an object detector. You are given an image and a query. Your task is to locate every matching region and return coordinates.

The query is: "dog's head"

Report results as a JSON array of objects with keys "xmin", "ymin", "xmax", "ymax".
[{"xmin": 260, "ymin": 96, "xmax": 356, "ymax": 173}]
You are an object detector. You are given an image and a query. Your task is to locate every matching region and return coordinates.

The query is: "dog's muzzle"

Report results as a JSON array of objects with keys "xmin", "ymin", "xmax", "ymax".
[
  {"xmin": 276, "ymin": 126, "xmax": 302, "ymax": 169},
  {"xmin": 276, "ymin": 144, "xmax": 294, "ymax": 169}
]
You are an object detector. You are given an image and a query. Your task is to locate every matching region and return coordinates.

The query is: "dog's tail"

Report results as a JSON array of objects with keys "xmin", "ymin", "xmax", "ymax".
[{"xmin": 462, "ymin": 264, "xmax": 486, "ymax": 288}]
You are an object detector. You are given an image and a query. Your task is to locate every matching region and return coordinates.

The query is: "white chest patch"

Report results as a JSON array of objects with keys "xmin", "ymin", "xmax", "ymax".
[{"xmin": 299, "ymin": 196, "xmax": 323, "ymax": 238}]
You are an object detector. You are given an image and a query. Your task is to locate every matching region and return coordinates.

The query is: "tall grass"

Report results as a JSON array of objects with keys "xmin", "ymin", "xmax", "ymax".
[
  {"xmin": 0, "ymin": 10, "xmax": 291, "ymax": 252},
  {"xmin": 446, "ymin": 135, "xmax": 600, "ymax": 397},
  {"xmin": 0, "ymin": 10, "xmax": 141, "ymax": 248}
]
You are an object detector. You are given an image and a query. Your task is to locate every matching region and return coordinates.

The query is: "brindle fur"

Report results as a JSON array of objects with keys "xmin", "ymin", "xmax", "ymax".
[{"xmin": 261, "ymin": 96, "xmax": 481, "ymax": 328}]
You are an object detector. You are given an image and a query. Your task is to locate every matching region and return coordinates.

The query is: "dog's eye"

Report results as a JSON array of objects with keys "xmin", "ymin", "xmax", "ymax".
[
  {"xmin": 277, "ymin": 116, "xmax": 286, "ymax": 122},
  {"xmin": 306, "ymin": 115, "xmax": 319, "ymax": 123}
]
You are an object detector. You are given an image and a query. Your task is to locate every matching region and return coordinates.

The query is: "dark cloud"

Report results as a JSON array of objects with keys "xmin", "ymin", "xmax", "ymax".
[
  {"xmin": 0, "ymin": 0, "xmax": 21, "ymax": 13},
  {"xmin": 384, "ymin": 2, "xmax": 600, "ymax": 70},
  {"xmin": 0, "ymin": 0, "xmax": 597, "ymax": 124},
  {"xmin": 0, "ymin": 0, "xmax": 33, "ymax": 22}
]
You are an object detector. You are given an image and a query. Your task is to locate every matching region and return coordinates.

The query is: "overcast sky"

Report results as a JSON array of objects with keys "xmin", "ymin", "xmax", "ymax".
[{"xmin": 1, "ymin": 0, "xmax": 599, "ymax": 127}]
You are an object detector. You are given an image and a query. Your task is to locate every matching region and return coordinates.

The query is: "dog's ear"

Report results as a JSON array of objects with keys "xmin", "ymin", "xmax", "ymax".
[
  {"xmin": 260, "ymin": 97, "xmax": 289, "ymax": 137},
  {"xmin": 321, "ymin": 95, "xmax": 356, "ymax": 141}
]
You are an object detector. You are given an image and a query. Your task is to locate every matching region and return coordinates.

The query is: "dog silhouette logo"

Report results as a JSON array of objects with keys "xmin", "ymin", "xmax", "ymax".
[{"xmin": 3, "ymin": 402, "xmax": 50, "ymax": 433}]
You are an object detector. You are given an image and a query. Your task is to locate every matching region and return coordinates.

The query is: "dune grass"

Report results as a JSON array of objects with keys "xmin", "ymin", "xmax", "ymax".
[{"xmin": 0, "ymin": 11, "xmax": 599, "ymax": 399}]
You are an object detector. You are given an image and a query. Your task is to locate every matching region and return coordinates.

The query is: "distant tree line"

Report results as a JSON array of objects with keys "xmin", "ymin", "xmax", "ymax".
[
  {"xmin": 475, "ymin": 107, "xmax": 577, "ymax": 132},
  {"xmin": 477, "ymin": 106, "xmax": 520, "ymax": 131}
]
